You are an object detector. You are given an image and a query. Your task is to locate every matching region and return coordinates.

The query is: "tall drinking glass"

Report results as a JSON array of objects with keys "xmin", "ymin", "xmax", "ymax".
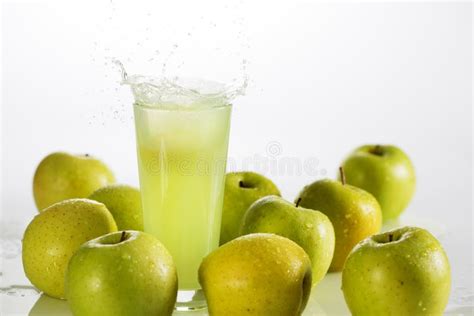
[{"xmin": 133, "ymin": 102, "xmax": 232, "ymax": 311}]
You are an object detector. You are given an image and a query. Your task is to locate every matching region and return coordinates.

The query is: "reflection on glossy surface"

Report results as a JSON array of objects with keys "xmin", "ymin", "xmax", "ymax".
[
  {"xmin": 171, "ymin": 283, "xmax": 329, "ymax": 316},
  {"xmin": 23, "ymin": 272, "xmax": 467, "ymax": 316},
  {"xmin": 29, "ymin": 294, "xmax": 72, "ymax": 316},
  {"xmin": 173, "ymin": 308, "xmax": 208, "ymax": 316},
  {"xmin": 26, "ymin": 280, "xmax": 339, "ymax": 316},
  {"xmin": 302, "ymin": 286, "xmax": 328, "ymax": 316},
  {"xmin": 311, "ymin": 273, "xmax": 349, "ymax": 316}
]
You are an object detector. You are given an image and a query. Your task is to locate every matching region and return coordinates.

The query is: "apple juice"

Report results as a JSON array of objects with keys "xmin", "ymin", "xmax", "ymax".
[{"xmin": 134, "ymin": 103, "xmax": 231, "ymax": 290}]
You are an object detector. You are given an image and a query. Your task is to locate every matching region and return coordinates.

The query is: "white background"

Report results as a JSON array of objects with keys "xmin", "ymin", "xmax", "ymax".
[{"xmin": 1, "ymin": 1, "xmax": 472, "ymax": 315}]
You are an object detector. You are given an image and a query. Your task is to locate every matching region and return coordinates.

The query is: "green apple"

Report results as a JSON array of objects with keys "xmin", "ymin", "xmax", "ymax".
[
  {"xmin": 89, "ymin": 184, "xmax": 143, "ymax": 231},
  {"xmin": 199, "ymin": 233, "xmax": 312, "ymax": 316},
  {"xmin": 22, "ymin": 199, "xmax": 117, "ymax": 299},
  {"xmin": 220, "ymin": 172, "xmax": 280, "ymax": 245},
  {"xmin": 33, "ymin": 152, "xmax": 116, "ymax": 211},
  {"xmin": 240, "ymin": 195, "xmax": 335, "ymax": 285},
  {"xmin": 342, "ymin": 226, "xmax": 451, "ymax": 316},
  {"xmin": 296, "ymin": 174, "xmax": 382, "ymax": 272},
  {"xmin": 340, "ymin": 144, "xmax": 416, "ymax": 221},
  {"xmin": 66, "ymin": 230, "xmax": 177, "ymax": 316}
]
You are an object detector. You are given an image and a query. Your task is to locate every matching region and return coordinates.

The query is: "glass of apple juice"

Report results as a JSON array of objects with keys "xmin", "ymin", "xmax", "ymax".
[{"xmin": 132, "ymin": 77, "xmax": 232, "ymax": 311}]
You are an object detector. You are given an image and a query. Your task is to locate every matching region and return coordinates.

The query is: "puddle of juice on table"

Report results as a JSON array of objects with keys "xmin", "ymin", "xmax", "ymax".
[{"xmin": 0, "ymin": 285, "xmax": 39, "ymax": 297}]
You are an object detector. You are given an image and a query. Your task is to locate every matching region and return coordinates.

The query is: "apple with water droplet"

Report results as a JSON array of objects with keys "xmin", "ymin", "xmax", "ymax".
[
  {"xmin": 240, "ymin": 195, "xmax": 335, "ymax": 285},
  {"xmin": 295, "ymin": 168, "xmax": 382, "ymax": 271},
  {"xmin": 342, "ymin": 226, "xmax": 451, "ymax": 315},
  {"xmin": 220, "ymin": 172, "xmax": 280, "ymax": 245},
  {"xmin": 340, "ymin": 144, "xmax": 416, "ymax": 221},
  {"xmin": 199, "ymin": 233, "xmax": 312, "ymax": 316},
  {"xmin": 33, "ymin": 152, "xmax": 115, "ymax": 211},
  {"xmin": 66, "ymin": 231, "xmax": 178, "ymax": 316}
]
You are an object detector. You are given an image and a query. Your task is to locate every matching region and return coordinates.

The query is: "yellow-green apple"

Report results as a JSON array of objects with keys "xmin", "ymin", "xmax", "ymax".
[
  {"xmin": 240, "ymin": 195, "xmax": 334, "ymax": 285},
  {"xmin": 340, "ymin": 144, "xmax": 416, "ymax": 221},
  {"xmin": 220, "ymin": 172, "xmax": 280, "ymax": 244},
  {"xmin": 66, "ymin": 231, "xmax": 177, "ymax": 316},
  {"xmin": 295, "ymin": 171, "xmax": 382, "ymax": 271},
  {"xmin": 342, "ymin": 226, "xmax": 451, "ymax": 316},
  {"xmin": 89, "ymin": 184, "xmax": 143, "ymax": 231},
  {"xmin": 199, "ymin": 233, "xmax": 312, "ymax": 316},
  {"xmin": 33, "ymin": 152, "xmax": 115, "ymax": 211},
  {"xmin": 22, "ymin": 199, "xmax": 117, "ymax": 298}
]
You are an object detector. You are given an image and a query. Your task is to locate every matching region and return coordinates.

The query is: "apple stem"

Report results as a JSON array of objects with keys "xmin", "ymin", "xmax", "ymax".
[
  {"xmin": 295, "ymin": 198, "xmax": 302, "ymax": 207},
  {"xmin": 369, "ymin": 145, "xmax": 384, "ymax": 156},
  {"xmin": 339, "ymin": 167, "xmax": 346, "ymax": 185},
  {"xmin": 239, "ymin": 180, "xmax": 253, "ymax": 189},
  {"xmin": 388, "ymin": 234, "xmax": 393, "ymax": 242},
  {"xmin": 120, "ymin": 231, "xmax": 126, "ymax": 242}
]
